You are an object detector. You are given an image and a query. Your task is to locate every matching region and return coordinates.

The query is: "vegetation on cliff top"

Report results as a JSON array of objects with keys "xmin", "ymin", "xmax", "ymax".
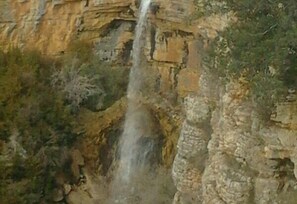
[{"xmin": 203, "ymin": 0, "xmax": 297, "ymax": 119}]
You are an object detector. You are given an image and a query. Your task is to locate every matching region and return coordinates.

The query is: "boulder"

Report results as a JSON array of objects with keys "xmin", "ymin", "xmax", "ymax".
[{"xmin": 52, "ymin": 188, "xmax": 64, "ymax": 202}]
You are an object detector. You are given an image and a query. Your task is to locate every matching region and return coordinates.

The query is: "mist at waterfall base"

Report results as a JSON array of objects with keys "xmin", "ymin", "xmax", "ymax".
[{"xmin": 108, "ymin": 0, "xmax": 175, "ymax": 203}]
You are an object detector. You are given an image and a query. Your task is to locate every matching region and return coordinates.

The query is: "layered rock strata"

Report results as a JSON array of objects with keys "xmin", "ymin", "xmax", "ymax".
[
  {"xmin": 1, "ymin": 1, "xmax": 297, "ymax": 204},
  {"xmin": 172, "ymin": 96, "xmax": 211, "ymax": 203}
]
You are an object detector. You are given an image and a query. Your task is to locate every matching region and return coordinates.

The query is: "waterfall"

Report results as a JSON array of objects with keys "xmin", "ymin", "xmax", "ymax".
[
  {"xmin": 111, "ymin": 0, "xmax": 153, "ymax": 202},
  {"xmin": 119, "ymin": 0, "xmax": 152, "ymax": 180}
]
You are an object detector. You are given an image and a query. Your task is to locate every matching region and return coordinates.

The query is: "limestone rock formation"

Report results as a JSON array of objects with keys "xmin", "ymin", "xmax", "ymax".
[
  {"xmin": 1, "ymin": 1, "xmax": 297, "ymax": 204},
  {"xmin": 172, "ymin": 96, "xmax": 211, "ymax": 203}
]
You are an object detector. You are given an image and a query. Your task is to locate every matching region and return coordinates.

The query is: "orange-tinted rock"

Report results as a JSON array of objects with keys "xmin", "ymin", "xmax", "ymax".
[
  {"xmin": 177, "ymin": 68, "xmax": 199, "ymax": 97},
  {"xmin": 271, "ymin": 101, "xmax": 297, "ymax": 130},
  {"xmin": 186, "ymin": 40, "xmax": 201, "ymax": 69},
  {"xmin": 156, "ymin": 63, "xmax": 174, "ymax": 93},
  {"xmin": 153, "ymin": 34, "xmax": 185, "ymax": 63},
  {"xmin": 0, "ymin": 0, "xmax": 134, "ymax": 55}
]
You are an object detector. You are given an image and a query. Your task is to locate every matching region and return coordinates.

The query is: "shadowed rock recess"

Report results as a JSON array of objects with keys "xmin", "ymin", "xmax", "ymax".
[{"xmin": 0, "ymin": 0, "xmax": 296, "ymax": 203}]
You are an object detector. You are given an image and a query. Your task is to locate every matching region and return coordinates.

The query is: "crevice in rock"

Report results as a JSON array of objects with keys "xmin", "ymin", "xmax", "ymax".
[
  {"xmin": 275, "ymin": 158, "xmax": 295, "ymax": 181},
  {"xmin": 182, "ymin": 42, "xmax": 189, "ymax": 66},
  {"xmin": 98, "ymin": 121, "xmax": 122, "ymax": 176},
  {"xmin": 85, "ymin": 0, "xmax": 89, "ymax": 7},
  {"xmin": 175, "ymin": 30, "xmax": 193, "ymax": 38},
  {"xmin": 150, "ymin": 25, "xmax": 156, "ymax": 60}
]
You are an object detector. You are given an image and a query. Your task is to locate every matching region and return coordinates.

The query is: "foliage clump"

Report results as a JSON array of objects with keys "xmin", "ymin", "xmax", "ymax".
[
  {"xmin": 58, "ymin": 40, "xmax": 129, "ymax": 110},
  {"xmin": 51, "ymin": 59, "xmax": 103, "ymax": 109},
  {"xmin": 0, "ymin": 48, "xmax": 79, "ymax": 203},
  {"xmin": 204, "ymin": 0, "xmax": 297, "ymax": 119},
  {"xmin": 0, "ymin": 43, "xmax": 129, "ymax": 203},
  {"xmin": 193, "ymin": 0, "xmax": 228, "ymax": 19}
]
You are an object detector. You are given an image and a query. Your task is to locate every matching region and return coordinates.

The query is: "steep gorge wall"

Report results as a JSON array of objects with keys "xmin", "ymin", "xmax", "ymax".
[
  {"xmin": 0, "ymin": 0, "xmax": 140, "ymax": 55},
  {"xmin": 1, "ymin": 1, "xmax": 297, "ymax": 204}
]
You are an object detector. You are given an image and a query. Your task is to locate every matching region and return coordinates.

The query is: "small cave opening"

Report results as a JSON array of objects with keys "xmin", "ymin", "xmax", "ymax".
[
  {"xmin": 99, "ymin": 20, "xmax": 135, "ymax": 38},
  {"xmin": 150, "ymin": 3, "xmax": 160, "ymax": 15},
  {"xmin": 276, "ymin": 158, "xmax": 295, "ymax": 178}
]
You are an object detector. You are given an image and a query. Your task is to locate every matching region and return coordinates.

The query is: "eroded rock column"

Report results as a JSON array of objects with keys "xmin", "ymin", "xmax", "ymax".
[
  {"xmin": 202, "ymin": 81, "xmax": 255, "ymax": 204},
  {"xmin": 172, "ymin": 96, "xmax": 211, "ymax": 203}
]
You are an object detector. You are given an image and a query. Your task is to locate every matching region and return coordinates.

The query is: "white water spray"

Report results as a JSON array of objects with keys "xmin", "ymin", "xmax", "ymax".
[
  {"xmin": 110, "ymin": 1, "xmax": 153, "ymax": 202},
  {"xmin": 118, "ymin": 0, "xmax": 152, "ymax": 182}
]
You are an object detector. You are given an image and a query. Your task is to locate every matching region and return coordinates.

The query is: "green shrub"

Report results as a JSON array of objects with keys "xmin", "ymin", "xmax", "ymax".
[
  {"xmin": 81, "ymin": 58, "xmax": 129, "ymax": 110},
  {"xmin": 0, "ymin": 47, "xmax": 79, "ymax": 202},
  {"xmin": 54, "ymin": 40, "xmax": 129, "ymax": 111},
  {"xmin": 0, "ymin": 40, "xmax": 129, "ymax": 202},
  {"xmin": 193, "ymin": 0, "xmax": 228, "ymax": 19},
  {"xmin": 11, "ymin": 154, "xmax": 26, "ymax": 181},
  {"xmin": 204, "ymin": 0, "xmax": 297, "ymax": 119}
]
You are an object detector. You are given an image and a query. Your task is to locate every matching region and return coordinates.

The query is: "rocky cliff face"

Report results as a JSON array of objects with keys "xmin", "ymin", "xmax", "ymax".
[{"xmin": 1, "ymin": 0, "xmax": 296, "ymax": 203}]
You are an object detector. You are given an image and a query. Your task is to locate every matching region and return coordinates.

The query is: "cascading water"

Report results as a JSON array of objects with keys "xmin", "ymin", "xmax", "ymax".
[
  {"xmin": 111, "ymin": 0, "xmax": 153, "ymax": 202},
  {"xmin": 119, "ymin": 0, "xmax": 152, "ymax": 181}
]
